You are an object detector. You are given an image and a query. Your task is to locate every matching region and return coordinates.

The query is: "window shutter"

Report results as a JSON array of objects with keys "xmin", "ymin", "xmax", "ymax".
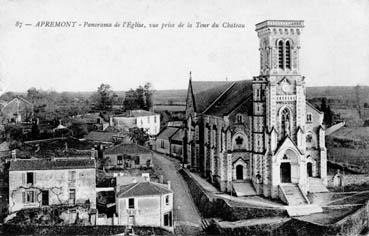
[
  {"xmin": 22, "ymin": 191, "xmax": 25, "ymax": 203},
  {"xmin": 22, "ymin": 173, "xmax": 25, "ymax": 185}
]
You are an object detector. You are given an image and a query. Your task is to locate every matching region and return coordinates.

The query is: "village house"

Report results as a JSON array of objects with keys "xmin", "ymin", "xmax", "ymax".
[
  {"xmin": 110, "ymin": 110, "xmax": 160, "ymax": 136},
  {"xmin": 8, "ymin": 157, "xmax": 97, "ymax": 213},
  {"xmin": 115, "ymin": 181, "xmax": 173, "ymax": 231},
  {"xmin": 155, "ymin": 127, "xmax": 184, "ymax": 159},
  {"xmin": 103, "ymin": 143, "xmax": 153, "ymax": 170}
]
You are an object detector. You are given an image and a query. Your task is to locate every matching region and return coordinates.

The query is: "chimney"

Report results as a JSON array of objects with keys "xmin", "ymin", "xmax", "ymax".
[
  {"xmin": 90, "ymin": 148, "xmax": 96, "ymax": 159},
  {"xmin": 167, "ymin": 181, "xmax": 171, "ymax": 190},
  {"xmin": 159, "ymin": 175, "xmax": 164, "ymax": 184},
  {"xmin": 11, "ymin": 150, "xmax": 16, "ymax": 160}
]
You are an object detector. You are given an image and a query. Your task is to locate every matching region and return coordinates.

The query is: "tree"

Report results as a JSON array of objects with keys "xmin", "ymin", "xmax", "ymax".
[
  {"xmin": 70, "ymin": 121, "xmax": 88, "ymax": 138},
  {"xmin": 320, "ymin": 98, "xmax": 334, "ymax": 126},
  {"xmin": 123, "ymin": 83, "xmax": 154, "ymax": 111},
  {"xmin": 91, "ymin": 84, "xmax": 113, "ymax": 111},
  {"xmin": 128, "ymin": 127, "xmax": 149, "ymax": 145}
]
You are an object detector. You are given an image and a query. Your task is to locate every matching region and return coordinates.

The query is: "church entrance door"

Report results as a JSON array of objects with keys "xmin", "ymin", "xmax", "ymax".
[
  {"xmin": 280, "ymin": 163, "xmax": 291, "ymax": 183},
  {"xmin": 236, "ymin": 165, "xmax": 243, "ymax": 180},
  {"xmin": 307, "ymin": 162, "xmax": 313, "ymax": 177}
]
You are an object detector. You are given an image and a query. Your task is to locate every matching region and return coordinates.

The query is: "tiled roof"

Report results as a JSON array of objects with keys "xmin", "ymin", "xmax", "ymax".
[
  {"xmin": 156, "ymin": 127, "xmax": 180, "ymax": 141},
  {"xmin": 116, "ymin": 182, "xmax": 172, "ymax": 198},
  {"xmin": 9, "ymin": 158, "xmax": 95, "ymax": 171},
  {"xmin": 204, "ymin": 80, "xmax": 253, "ymax": 116},
  {"xmin": 84, "ymin": 131, "xmax": 117, "ymax": 143},
  {"xmin": 104, "ymin": 143, "xmax": 151, "ymax": 155}
]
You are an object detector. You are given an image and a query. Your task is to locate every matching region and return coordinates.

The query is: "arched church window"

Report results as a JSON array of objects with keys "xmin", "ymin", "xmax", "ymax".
[
  {"xmin": 286, "ymin": 41, "xmax": 291, "ymax": 69},
  {"xmin": 235, "ymin": 136, "xmax": 243, "ymax": 145},
  {"xmin": 278, "ymin": 40, "xmax": 284, "ymax": 69},
  {"xmin": 281, "ymin": 108, "xmax": 291, "ymax": 137}
]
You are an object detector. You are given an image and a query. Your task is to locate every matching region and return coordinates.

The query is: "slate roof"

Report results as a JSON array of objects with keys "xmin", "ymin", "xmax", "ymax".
[
  {"xmin": 171, "ymin": 128, "xmax": 184, "ymax": 142},
  {"xmin": 156, "ymin": 127, "xmax": 180, "ymax": 141},
  {"xmin": 191, "ymin": 81, "xmax": 235, "ymax": 113},
  {"xmin": 116, "ymin": 182, "xmax": 172, "ymax": 198},
  {"xmin": 204, "ymin": 80, "xmax": 253, "ymax": 116},
  {"xmin": 84, "ymin": 131, "xmax": 117, "ymax": 143},
  {"xmin": 104, "ymin": 143, "xmax": 151, "ymax": 155},
  {"xmin": 9, "ymin": 158, "xmax": 96, "ymax": 171},
  {"xmin": 190, "ymin": 80, "xmax": 253, "ymax": 115}
]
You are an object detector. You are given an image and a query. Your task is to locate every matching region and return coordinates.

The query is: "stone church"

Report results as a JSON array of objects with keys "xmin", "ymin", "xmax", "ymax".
[{"xmin": 184, "ymin": 20, "xmax": 328, "ymax": 204}]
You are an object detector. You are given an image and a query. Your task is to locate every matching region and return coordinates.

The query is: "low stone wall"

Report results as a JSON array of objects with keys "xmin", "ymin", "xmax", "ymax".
[
  {"xmin": 328, "ymin": 174, "xmax": 369, "ymax": 187},
  {"xmin": 2, "ymin": 224, "xmax": 173, "ymax": 235},
  {"xmin": 179, "ymin": 169, "xmax": 286, "ymax": 221}
]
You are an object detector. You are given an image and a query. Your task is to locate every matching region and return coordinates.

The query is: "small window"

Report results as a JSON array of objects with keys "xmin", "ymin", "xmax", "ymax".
[
  {"xmin": 117, "ymin": 155, "xmax": 123, "ymax": 165},
  {"xmin": 135, "ymin": 156, "xmax": 140, "ymax": 165},
  {"xmin": 235, "ymin": 136, "xmax": 243, "ymax": 145},
  {"xmin": 140, "ymin": 119, "xmax": 143, "ymax": 125},
  {"xmin": 24, "ymin": 191, "xmax": 35, "ymax": 203},
  {"xmin": 128, "ymin": 198, "xmax": 135, "ymax": 209},
  {"xmin": 306, "ymin": 114, "xmax": 312, "ymax": 123},
  {"xmin": 161, "ymin": 140, "xmax": 165, "ymax": 148},
  {"xmin": 165, "ymin": 195, "xmax": 169, "ymax": 205},
  {"xmin": 69, "ymin": 189, "xmax": 76, "ymax": 204},
  {"xmin": 154, "ymin": 116, "xmax": 157, "ymax": 123},
  {"xmin": 27, "ymin": 172, "xmax": 34, "ymax": 185}
]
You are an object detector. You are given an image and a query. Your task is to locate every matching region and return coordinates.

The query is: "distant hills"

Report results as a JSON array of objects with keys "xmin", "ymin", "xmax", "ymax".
[{"xmin": 5, "ymin": 86, "xmax": 368, "ymax": 106}]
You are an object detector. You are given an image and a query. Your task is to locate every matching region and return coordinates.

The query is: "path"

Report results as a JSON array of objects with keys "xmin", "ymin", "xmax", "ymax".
[{"xmin": 152, "ymin": 153, "xmax": 203, "ymax": 235}]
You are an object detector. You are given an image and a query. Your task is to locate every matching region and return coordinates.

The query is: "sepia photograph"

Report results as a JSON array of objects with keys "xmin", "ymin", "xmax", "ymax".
[{"xmin": 0, "ymin": 0, "xmax": 368, "ymax": 235}]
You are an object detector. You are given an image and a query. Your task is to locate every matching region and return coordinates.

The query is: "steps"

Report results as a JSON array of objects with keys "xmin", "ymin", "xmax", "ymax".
[
  {"xmin": 308, "ymin": 177, "xmax": 329, "ymax": 193},
  {"xmin": 280, "ymin": 184, "xmax": 309, "ymax": 205},
  {"xmin": 232, "ymin": 180, "xmax": 257, "ymax": 196}
]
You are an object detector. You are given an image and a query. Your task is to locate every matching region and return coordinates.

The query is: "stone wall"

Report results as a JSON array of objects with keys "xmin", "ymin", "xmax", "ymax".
[
  {"xmin": 215, "ymin": 202, "xmax": 369, "ymax": 236},
  {"xmin": 328, "ymin": 174, "xmax": 369, "ymax": 187},
  {"xmin": 179, "ymin": 169, "xmax": 286, "ymax": 221}
]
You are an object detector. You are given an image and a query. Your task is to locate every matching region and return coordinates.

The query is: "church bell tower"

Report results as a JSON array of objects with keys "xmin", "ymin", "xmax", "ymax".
[{"xmin": 252, "ymin": 20, "xmax": 307, "ymax": 198}]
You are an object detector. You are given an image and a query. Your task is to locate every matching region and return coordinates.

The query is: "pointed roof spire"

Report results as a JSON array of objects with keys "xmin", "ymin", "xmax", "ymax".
[{"xmin": 189, "ymin": 71, "xmax": 192, "ymax": 81}]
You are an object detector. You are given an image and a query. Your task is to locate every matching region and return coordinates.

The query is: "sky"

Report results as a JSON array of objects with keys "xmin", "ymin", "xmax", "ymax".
[{"xmin": 0, "ymin": 0, "xmax": 368, "ymax": 92}]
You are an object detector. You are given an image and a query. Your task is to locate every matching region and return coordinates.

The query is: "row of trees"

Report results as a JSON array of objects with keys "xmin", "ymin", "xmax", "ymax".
[{"xmin": 91, "ymin": 82, "xmax": 154, "ymax": 112}]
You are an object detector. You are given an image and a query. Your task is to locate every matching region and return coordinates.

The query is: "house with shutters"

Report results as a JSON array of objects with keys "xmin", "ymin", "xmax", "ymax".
[
  {"xmin": 8, "ymin": 157, "xmax": 96, "ymax": 213},
  {"xmin": 115, "ymin": 181, "xmax": 173, "ymax": 231}
]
